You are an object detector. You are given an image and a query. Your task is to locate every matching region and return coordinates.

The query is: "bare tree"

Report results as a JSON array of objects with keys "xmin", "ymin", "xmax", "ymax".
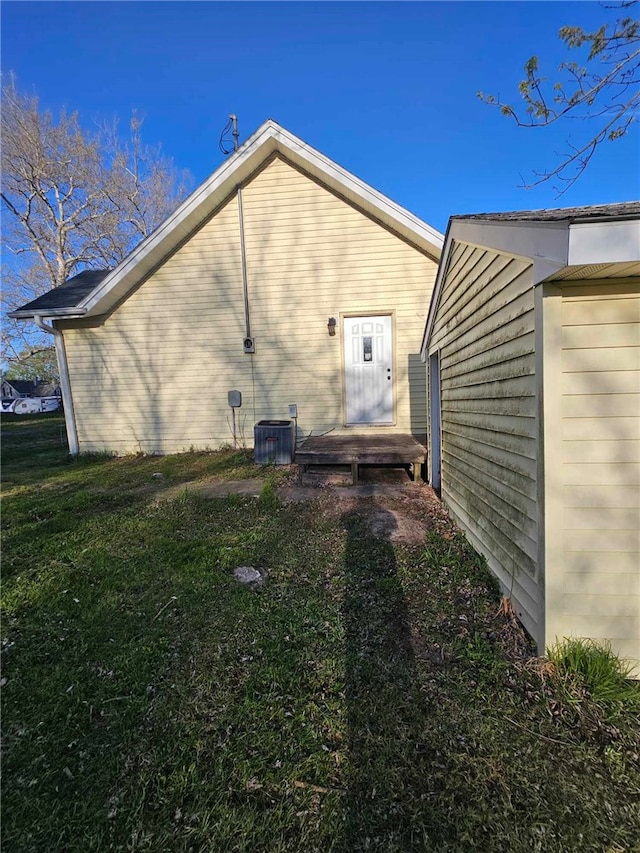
[
  {"xmin": 2, "ymin": 346, "xmax": 58, "ymax": 382},
  {"xmin": 478, "ymin": 2, "xmax": 639, "ymax": 194},
  {"xmin": 1, "ymin": 76, "xmax": 190, "ymax": 365}
]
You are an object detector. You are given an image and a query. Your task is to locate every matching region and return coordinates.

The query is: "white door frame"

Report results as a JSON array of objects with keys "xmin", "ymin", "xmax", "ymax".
[{"xmin": 342, "ymin": 312, "xmax": 395, "ymax": 426}]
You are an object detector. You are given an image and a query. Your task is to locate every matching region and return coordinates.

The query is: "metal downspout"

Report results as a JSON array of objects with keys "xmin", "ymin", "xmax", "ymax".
[
  {"xmin": 236, "ymin": 186, "xmax": 257, "ymax": 423},
  {"xmin": 34, "ymin": 314, "xmax": 79, "ymax": 456},
  {"xmin": 237, "ymin": 186, "xmax": 251, "ymax": 339}
]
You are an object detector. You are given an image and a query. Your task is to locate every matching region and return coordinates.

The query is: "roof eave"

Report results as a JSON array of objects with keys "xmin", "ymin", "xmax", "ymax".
[
  {"xmin": 420, "ymin": 221, "xmax": 454, "ymax": 359},
  {"xmin": 421, "ymin": 212, "xmax": 640, "ymax": 358},
  {"xmin": 421, "ymin": 218, "xmax": 571, "ymax": 359},
  {"xmin": 268, "ymin": 125, "xmax": 444, "ymax": 258},
  {"xmin": 9, "ymin": 307, "xmax": 88, "ymax": 320},
  {"xmin": 78, "ymin": 122, "xmax": 281, "ymax": 316},
  {"xmin": 76, "ymin": 120, "xmax": 443, "ymax": 318},
  {"xmin": 568, "ymin": 218, "xmax": 640, "ymax": 265}
]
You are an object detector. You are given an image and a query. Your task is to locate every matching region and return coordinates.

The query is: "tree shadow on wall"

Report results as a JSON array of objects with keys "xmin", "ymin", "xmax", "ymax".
[{"xmin": 340, "ymin": 508, "xmax": 441, "ymax": 851}]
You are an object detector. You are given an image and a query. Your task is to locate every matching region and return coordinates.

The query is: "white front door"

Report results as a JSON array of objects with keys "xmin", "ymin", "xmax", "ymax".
[{"xmin": 344, "ymin": 315, "xmax": 393, "ymax": 425}]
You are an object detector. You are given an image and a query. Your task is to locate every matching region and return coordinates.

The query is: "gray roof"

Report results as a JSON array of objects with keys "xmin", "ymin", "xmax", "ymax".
[
  {"xmin": 2, "ymin": 379, "xmax": 60, "ymax": 397},
  {"xmin": 452, "ymin": 201, "xmax": 640, "ymax": 223},
  {"xmin": 12, "ymin": 269, "xmax": 111, "ymax": 315}
]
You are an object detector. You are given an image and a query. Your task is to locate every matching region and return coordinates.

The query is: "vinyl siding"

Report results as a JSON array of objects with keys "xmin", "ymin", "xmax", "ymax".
[
  {"xmin": 429, "ymin": 242, "xmax": 540, "ymax": 642},
  {"xmin": 61, "ymin": 156, "xmax": 436, "ymax": 453},
  {"xmin": 545, "ymin": 281, "xmax": 640, "ymax": 666}
]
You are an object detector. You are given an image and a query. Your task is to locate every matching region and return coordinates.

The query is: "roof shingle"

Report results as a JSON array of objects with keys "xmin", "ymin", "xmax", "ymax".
[
  {"xmin": 452, "ymin": 201, "xmax": 640, "ymax": 223},
  {"xmin": 12, "ymin": 269, "xmax": 111, "ymax": 315}
]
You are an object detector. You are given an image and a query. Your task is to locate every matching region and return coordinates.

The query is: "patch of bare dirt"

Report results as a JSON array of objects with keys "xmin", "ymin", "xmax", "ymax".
[
  {"xmin": 280, "ymin": 481, "xmax": 456, "ymax": 546},
  {"xmin": 365, "ymin": 508, "xmax": 428, "ymax": 545}
]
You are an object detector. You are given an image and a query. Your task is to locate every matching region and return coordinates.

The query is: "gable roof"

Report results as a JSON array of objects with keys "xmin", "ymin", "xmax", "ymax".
[
  {"xmin": 12, "ymin": 269, "xmax": 112, "ymax": 317},
  {"xmin": 10, "ymin": 120, "xmax": 444, "ymax": 321},
  {"xmin": 451, "ymin": 201, "xmax": 640, "ymax": 223},
  {"xmin": 421, "ymin": 201, "xmax": 640, "ymax": 357},
  {"xmin": 2, "ymin": 379, "xmax": 60, "ymax": 396},
  {"xmin": 2, "ymin": 379, "xmax": 35, "ymax": 394}
]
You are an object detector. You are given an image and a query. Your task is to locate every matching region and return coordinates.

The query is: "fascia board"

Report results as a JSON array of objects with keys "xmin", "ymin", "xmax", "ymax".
[
  {"xmin": 80, "ymin": 121, "xmax": 280, "ymax": 316},
  {"xmin": 269, "ymin": 125, "xmax": 444, "ymax": 259},
  {"xmin": 449, "ymin": 220, "xmax": 569, "ymax": 282},
  {"xmin": 420, "ymin": 223, "xmax": 454, "ymax": 359},
  {"xmin": 80, "ymin": 120, "xmax": 443, "ymax": 317},
  {"xmin": 421, "ymin": 218, "xmax": 570, "ymax": 358},
  {"xmin": 568, "ymin": 219, "xmax": 640, "ymax": 265},
  {"xmin": 9, "ymin": 307, "xmax": 87, "ymax": 320}
]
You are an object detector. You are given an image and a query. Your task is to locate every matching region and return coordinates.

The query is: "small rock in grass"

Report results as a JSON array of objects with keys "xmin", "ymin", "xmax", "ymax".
[
  {"xmin": 233, "ymin": 566, "xmax": 265, "ymax": 587},
  {"xmin": 152, "ymin": 472, "xmax": 163, "ymax": 479}
]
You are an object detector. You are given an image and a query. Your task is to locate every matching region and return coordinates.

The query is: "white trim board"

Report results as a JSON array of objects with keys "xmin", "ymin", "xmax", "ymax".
[
  {"xmin": 421, "ymin": 213, "xmax": 640, "ymax": 359},
  {"xmin": 569, "ymin": 220, "xmax": 640, "ymax": 265},
  {"xmin": 19, "ymin": 121, "xmax": 444, "ymax": 321}
]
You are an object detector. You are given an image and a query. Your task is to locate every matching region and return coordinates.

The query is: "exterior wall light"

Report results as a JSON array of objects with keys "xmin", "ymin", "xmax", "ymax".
[{"xmin": 327, "ymin": 317, "xmax": 337, "ymax": 336}]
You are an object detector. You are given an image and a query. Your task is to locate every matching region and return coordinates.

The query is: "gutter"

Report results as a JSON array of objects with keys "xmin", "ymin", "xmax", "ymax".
[
  {"xmin": 9, "ymin": 307, "xmax": 87, "ymax": 320},
  {"xmin": 34, "ymin": 315, "xmax": 79, "ymax": 456}
]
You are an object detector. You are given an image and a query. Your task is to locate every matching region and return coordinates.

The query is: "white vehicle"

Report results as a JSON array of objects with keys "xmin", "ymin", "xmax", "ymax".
[
  {"xmin": 10, "ymin": 396, "xmax": 61, "ymax": 414},
  {"xmin": 40, "ymin": 397, "xmax": 61, "ymax": 412},
  {"xmin": 12, "ymin": 397, "xmax": 42, "ymax": 414}
]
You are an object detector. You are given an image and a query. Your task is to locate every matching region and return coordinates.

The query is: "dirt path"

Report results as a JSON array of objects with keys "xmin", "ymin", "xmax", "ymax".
[
  {"xmin": 152, "ymin": 466, "xmax": 456, "ymax": 547},
  {"xmin": 279, "ymin": 480, "xmax": 456, "ymax": 545}
]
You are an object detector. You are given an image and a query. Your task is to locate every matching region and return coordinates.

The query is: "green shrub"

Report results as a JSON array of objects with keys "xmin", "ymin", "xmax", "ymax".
[{"xmin": 547, "ymin": 637, "xmax": 640, "ymax": 714}]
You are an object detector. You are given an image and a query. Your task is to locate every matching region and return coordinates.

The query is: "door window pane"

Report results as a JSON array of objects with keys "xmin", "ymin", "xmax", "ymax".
[{"xmin": 363, "ymin": 336, "xmax": 373, "ymax": 362}]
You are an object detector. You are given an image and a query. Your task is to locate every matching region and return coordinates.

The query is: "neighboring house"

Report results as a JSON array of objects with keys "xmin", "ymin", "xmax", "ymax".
[
  {"xmin": 1, "ymin": 379, "xmax": 29, "ymax": 398},
  {"xmin": 10, "ymin": 121, "xmax": 443, "ymax": 455},
  {"xmin": 422, "ymin": 202, "xmax": 640, "ymax": 666},
  {"xmin": 1, "ymin": 378, "xmax": 60, "ymax": 398}
]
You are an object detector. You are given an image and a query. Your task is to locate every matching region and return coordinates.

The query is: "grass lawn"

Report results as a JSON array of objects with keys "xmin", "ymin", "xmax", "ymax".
[{"xmin": 2, "ymin": 414, "xmax": 639, "ymax": 852}]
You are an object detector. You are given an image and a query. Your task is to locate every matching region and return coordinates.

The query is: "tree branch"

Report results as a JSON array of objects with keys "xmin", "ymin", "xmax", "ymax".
[{"xmin": 477, "ymin": 3, "xmax": 639, "ymax": 192}]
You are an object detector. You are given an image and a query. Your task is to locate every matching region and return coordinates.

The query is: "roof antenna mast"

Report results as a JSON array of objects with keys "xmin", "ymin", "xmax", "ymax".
[
  {"xmin": 219, "ymin": 114, "xmax": 239, "ymax": 155},
  {"xmin": 230, "ymin": 114, "xmax": 239, "ymax": 151}
]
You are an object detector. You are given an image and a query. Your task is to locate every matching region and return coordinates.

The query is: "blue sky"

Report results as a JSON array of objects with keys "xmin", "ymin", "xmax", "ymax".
[{"xmin": 2, "ymin": 1, "xmax": 638, "ymax": 234}]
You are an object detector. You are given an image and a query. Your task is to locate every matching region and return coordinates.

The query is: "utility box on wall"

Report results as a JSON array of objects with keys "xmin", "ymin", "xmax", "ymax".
[{"xmin": 254, "ymin": 420, "xmax": 294, "ymax": 465}]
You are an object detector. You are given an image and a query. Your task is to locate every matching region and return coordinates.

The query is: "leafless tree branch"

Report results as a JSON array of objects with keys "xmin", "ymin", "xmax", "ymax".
[
  {"xmin": 477, "ymin": 2, "xmax": 639, "ymax": 192},
  {"xmin": 1, "ymin": 74, "xmax": 192, "ymax": 371}
]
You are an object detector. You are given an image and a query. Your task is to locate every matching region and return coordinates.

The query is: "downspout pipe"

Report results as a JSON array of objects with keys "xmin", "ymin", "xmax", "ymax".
[
  {"xmin": 34, "ymin": 314, "xmax": 79, "ymax": 456},
  {"xmin": 236, "ymin": 186, "xmax": 251, "ymax": 340}
]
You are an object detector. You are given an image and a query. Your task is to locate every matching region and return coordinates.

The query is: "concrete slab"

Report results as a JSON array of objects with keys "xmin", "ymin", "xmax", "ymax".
[
  {"xmin": 152, "ymin": 477, "xmax": 264, "ymax": 503},
  {"xmin": 279, "ymin": 481, "xmax": 426, "ymax": 503},
  {"xmin": 151, "ymin": 466, "xmax": 423, "ymax": 506}
]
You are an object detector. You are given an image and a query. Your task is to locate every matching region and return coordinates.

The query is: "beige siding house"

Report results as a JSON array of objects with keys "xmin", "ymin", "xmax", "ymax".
[
  {"xmin": 422, "ymin": 203, "xmax": 640, "ymax": 668},
  {"xmin": 12, "ymin": 122, "xmax": 442, "ymax": 455}
]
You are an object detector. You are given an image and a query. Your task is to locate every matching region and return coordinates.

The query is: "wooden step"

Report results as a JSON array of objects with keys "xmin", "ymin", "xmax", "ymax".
[{"xmin": 295, "ymin": 433, "xmax": 427, "ymax": 484}]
